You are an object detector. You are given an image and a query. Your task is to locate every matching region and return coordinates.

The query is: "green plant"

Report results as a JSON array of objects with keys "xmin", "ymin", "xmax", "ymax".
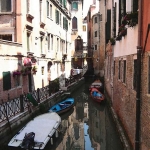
[{"xmin": 110, "ymin": 38, "xmax": 116, "ymax": 45}]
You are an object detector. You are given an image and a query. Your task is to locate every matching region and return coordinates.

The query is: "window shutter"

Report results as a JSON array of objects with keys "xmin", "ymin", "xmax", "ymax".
[
  {"xmin": 106, "ymin": 9, "xmax": 111, "ymax": 43},
  {"xmin": 63, "ymin": 17, "xmax": 65, "ymax": 29},
  {"xmin": 3, "ymin": 71, "xmax": 11, "ymax": 91},
  {"xmin": 55, "ymin": 10, "xmax": 57, "ymax": 23},
  {"xmin": 66, "ymin": 19, "xmax": 68, "ymax": 30},
  {"xmin": 47, "ymin": 1, "xmax": 49, "ymax": 16}
]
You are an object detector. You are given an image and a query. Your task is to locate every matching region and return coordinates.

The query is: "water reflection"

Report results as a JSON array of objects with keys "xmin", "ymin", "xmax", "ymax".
[{"xmin": 45, "ymin": 83, "xmax": 123, "ymax": 150}]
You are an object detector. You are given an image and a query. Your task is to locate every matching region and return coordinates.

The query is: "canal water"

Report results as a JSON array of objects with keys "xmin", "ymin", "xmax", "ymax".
[{"xmin": 45, "ymin": 81, "xmax": 124, "ymax": 150}]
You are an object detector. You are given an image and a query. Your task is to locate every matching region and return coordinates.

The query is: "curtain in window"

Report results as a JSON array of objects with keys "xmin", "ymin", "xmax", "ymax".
[
  {"xmin": 1, "ymin": 0, "xmax": 11, "ymax": 12},
  {"xmin": 72, "ymin": 17, "xmax": 77, "ymax": 29}
]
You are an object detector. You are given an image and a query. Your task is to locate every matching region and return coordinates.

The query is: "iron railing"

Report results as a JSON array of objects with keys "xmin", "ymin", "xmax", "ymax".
[{"xmin": 0, "ymin": 74, "xmax": 82, "ymax": 124}]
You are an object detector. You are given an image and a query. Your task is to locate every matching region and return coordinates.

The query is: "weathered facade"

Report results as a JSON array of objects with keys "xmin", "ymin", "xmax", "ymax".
[{"xmin": 0, "ymin": 0, "xmax": 72, "ymax": 101}]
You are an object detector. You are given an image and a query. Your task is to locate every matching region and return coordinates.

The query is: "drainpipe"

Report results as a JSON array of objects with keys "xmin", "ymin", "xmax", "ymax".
[{"xmin": 135, "ymin": 0, "xmax": 142, "ymax": 149}]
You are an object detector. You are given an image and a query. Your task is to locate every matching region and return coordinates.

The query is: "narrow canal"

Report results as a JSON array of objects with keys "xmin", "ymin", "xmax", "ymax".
[{"xmin": 45, "ymin": 81, "xmax": 124, "ymax": 150}]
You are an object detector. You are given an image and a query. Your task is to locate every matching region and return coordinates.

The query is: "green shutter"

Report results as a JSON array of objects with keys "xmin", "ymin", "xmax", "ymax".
[
  {"xmin": 3, "ymin": 71, "xmax": 11, "ymax": 90},
  {"xmin": 57, "ymin": 11, "xmax": 59, "ymax": 24},
  {"xmin": 66, "ymin": 19, "xmax": 68, "ymax": 30},
  {"xmin": 63, "ymin": 0, "xmax": 66, "ymax": 8},
  {"xmin": 63, "ymin": 17, "xmax": 65, "ymax": 29},
  {"xmin": 55, "ymin": 9, "xmax": 57, "ymax": 23}
]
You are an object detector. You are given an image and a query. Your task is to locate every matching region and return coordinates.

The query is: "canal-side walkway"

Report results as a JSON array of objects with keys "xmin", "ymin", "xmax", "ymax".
[
  {"xmin": 104, "ymin": 89, "xmax": 133, "ymax": 150},
  {"xmin": 0, "ymin": 77, "xmax": 85, "ymax": 148}
]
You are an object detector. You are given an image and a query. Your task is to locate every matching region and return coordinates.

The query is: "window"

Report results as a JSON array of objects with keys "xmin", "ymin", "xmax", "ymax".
[
  {"xmin": 47, "ymin": 1, "xmax": 49, "ymax": 16},
  {"xmin": 51, "ymin": 35, "xmax": 53, "ymax": 50},
  {"xmin": 95, "ymin": 17, "xmax": 97, "ymax": 23},
  {"xmin": 123, "ymin": 60, "xmax": 126, "ymax": 83},
  {"xmin": 133, "ymin": 0, "xmax": 138, "ymax": 12},
  {"xmin": 40, "ymin": 37, "xmax": 43, "ymax": 53},
  {"xmin": 63, "ymin": 0, "xmax": 66, "ymax": 8},
  {"xmin": 60, "ymin": 0, "xmax": 62, "ymax": 4},
  {"xmin": 47, "ymin": 2, "xmax": 52, "ymax": 18},
  {"xmin": 119, "ymin": 60, "xmax": 121, "ymax": 80},
  {"xmin": 39, "ymin": 0, "xmax": 42, "ymax": 22},
  {"xmin": 95, "ymin": 31, "xmax": 97, "ymax": 37},
  {"xmin": 95, "ymin": 45, "xmax": 97, "ymax": 50},
  {"xmin": 27, "ymin": 32, "xmax": 31, "ymax": 52},
  {"xmin": 14, "ymin": 76, "xmax": 21, "ymax": 87},
  {"xmin": 26, "ymin": 0, "xmax": 30, "ymax": 13},
  {"xmin": 3, "ymin": 71, "xmax": 11, "ymax": 91},
  {"xmin": 83, "ymin": 25, "xmax": 86, "ymax": 31},
  {"xmin": 0, "ymin": 34, "xmax": 12, "ymax": 41},
  {"xmin": 63, "ymin": 17, "xmax": 68, "ymax": 30},
  {"xmin": 47, "ymin": 34, "xmax": 50, "ymax": 51},
  {"xmin": 50, "ymin": 4, "xmax": 52, "ymax": 18},
  {"xmin": 75, "ymin": 38, "xmax": 83, "ymax": 51},
  {"xmin": 72, "ymin": 17, "xmax": 77, "ymax": 30},
  {"xmin": 60, "ymin": 13, "xmax": 61, "ymax": 26},
  {"xmin": 99, "ymin": 14, "xmax": 102, "ymax": 21},
  {"xmin": 57, "ymin": 38, "xmax": 59, "ymax": 51},
  {"xmin": 72, "ymin": 2, "xmax": 78, "ymax": 10},
  {"xmin": 133, "ymin": 59, "xmax": 137, "ymax": 90},
  {"xmin": 119, "ymin": 0, "xmax": 126, "ymax": 26},
  {"xmin": 55, "ymin": 9, "xmax": 59, "ymax": 24},
  {"xmin": 0, "ymin": 0, "xmax": 12, "ymax": 12}
]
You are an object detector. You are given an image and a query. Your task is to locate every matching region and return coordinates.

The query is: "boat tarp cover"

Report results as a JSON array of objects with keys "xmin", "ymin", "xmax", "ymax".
[{"xmin": 14, "ymin": 113, "xmax": 60, "ymax": 143}]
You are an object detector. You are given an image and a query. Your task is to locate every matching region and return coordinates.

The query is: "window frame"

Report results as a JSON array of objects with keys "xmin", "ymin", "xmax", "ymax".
[
  {"xmin": 0, "ymin": 0, "xmax": 12, "ymax": 13},
  {"xmin": 72, "ymin": 2, "xmax": 78, "ymax": 10}
]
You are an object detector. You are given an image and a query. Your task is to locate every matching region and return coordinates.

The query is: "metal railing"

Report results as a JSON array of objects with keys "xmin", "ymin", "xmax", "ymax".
[{"xmin": 0, "ymin": 75, "xmax": 82, "ymax": 124}]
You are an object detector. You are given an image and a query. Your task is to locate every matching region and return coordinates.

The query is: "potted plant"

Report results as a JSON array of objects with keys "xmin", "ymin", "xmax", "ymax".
[
  {"xmin": 110, "ymin": 38, "xmax": 116, "ymax": 45},
  {"xmin": 21, "ymin": 67, "xmax": 29, "ymax": 76},
  {"xmin": 13, "ymin": 70, "xmax": 21, "ymax": 77},
  {"xmin": 121, "ymin": 28, "xmax": 127, "ymax": 36},
  {"xmin": 32, "ymin": 66, "xmax": 37, "ymax": 74},
  {"xmin": 116, "ymin": 35, "xmax": 122, "ymax": 41}
]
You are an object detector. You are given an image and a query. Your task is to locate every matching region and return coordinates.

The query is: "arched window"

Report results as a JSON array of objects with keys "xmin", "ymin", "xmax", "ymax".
[
  {"xmin": 72, "ymin": 17, "xmax": 77, "ymax": 29},
  {"xmin": 72, "ymin": 2, "xmax": 78, "ymax": 10}
]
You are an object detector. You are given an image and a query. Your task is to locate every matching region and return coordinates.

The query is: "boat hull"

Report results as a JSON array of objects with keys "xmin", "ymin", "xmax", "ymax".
[
  {"xmin": 49, "ymin": 98, "xmax": 74, "ymax": 114},
  {"xmin": 8, "ymin": 112, "xmax": 61, "ymax": 150},
  {"xmin": 89, "ymin": 80, "xmax": 103, "ymax": 92},
  {"xmin": 90, "ymin": 88, "xmax": 105, "ymax": 103}
]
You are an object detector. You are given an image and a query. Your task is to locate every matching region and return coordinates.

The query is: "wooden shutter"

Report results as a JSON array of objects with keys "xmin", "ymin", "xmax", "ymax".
[
  {"xmin": 106, "ymin": 9, "xmax": 111, "ymax": 43},
  {"xmin": 3, "ymin": 71, "xmax": 11, "ymax": 90}
]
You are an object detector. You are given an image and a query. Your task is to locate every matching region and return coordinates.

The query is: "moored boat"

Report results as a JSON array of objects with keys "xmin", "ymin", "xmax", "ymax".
[
  {"xmin": 90, "ymin": 88, "xmax": 105, "ymax": 103},
  {"xmin": 89, "ymin": 80, "xmax": 103, "ymax": 92},
  {"xmin": 8, "ymin": 112, "xmax": 61, "ymax": 150},
  {"xmin": 49, "ymin": 97, "xmax": 74, "ymax": 114}
]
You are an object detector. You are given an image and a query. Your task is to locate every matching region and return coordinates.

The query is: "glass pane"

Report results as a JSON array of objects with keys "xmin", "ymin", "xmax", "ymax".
[{"xmin": 1, "ymin": 0, "xmax": 11, "ymax": 12}]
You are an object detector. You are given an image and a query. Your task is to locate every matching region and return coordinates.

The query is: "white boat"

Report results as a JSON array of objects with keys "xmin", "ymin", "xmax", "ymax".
[{"xmin": 8, "ymin": 112, "xmax": 61, "ymax": 150}]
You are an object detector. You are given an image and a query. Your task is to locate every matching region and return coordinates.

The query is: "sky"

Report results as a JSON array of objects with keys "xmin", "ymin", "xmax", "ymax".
[{"xmin": 83, "ymin": 0, "xmax": 93, "ymax": 18}]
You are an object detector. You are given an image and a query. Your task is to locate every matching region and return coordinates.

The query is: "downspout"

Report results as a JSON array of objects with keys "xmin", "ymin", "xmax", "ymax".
[{"xmin": 135, "ymin": 0, "xmax": 142, "ymax": 149}]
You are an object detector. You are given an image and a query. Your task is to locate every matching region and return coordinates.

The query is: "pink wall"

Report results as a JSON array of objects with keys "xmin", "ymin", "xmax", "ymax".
[{"xmin": 142, "ymin": 1, "xmax": 150, "ymax": 51}]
